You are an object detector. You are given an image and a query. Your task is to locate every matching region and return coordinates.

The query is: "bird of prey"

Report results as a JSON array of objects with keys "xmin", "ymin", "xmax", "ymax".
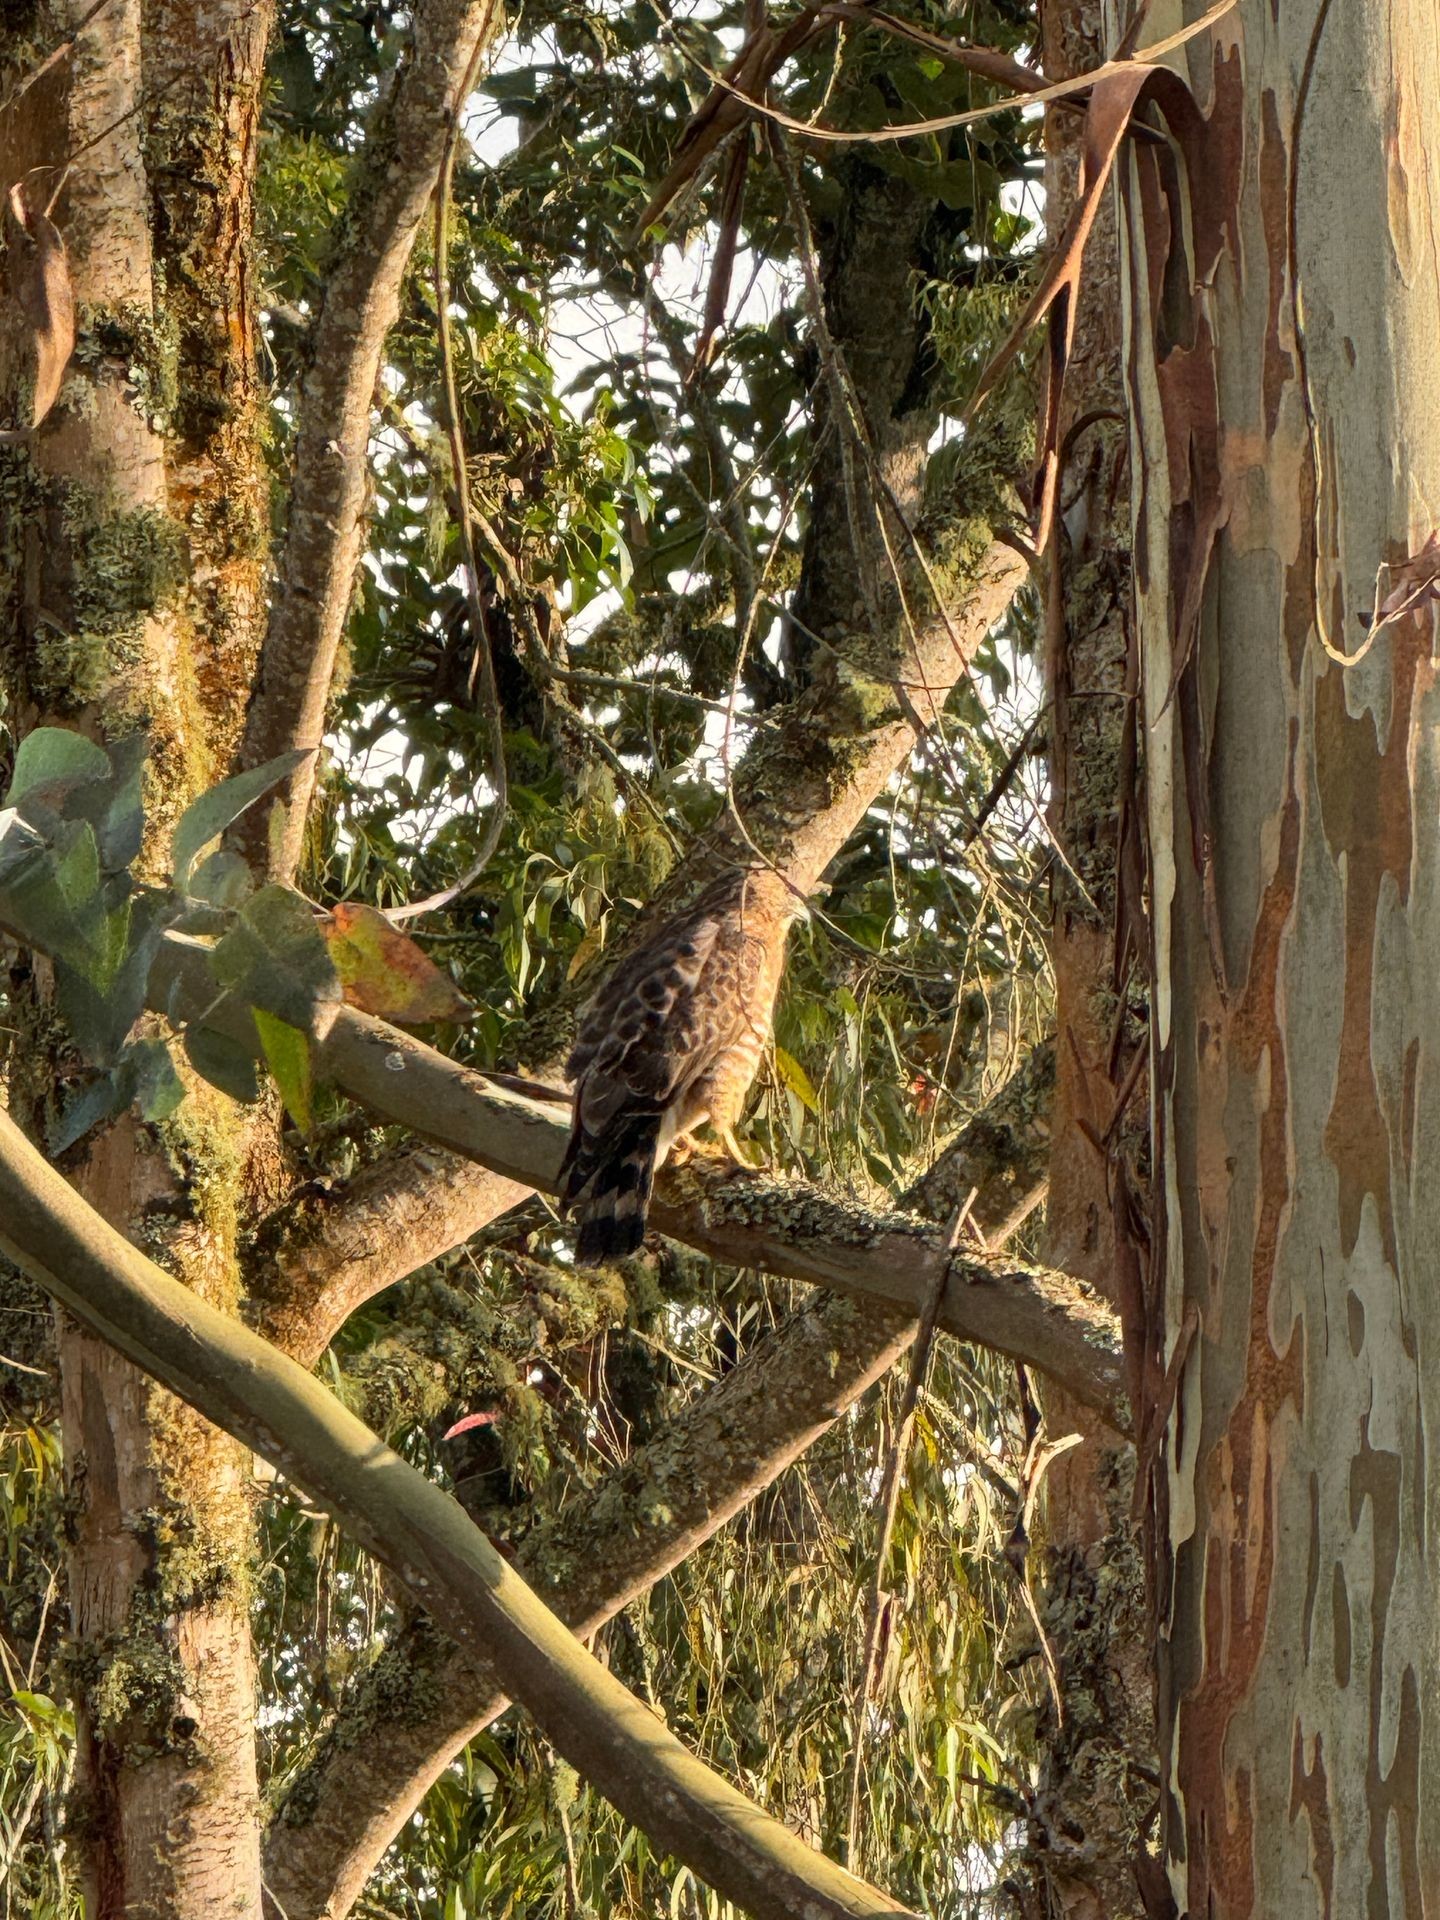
[{"xmin": 560, "ymin": 865, "xmax": 805, "ymax": 1262}]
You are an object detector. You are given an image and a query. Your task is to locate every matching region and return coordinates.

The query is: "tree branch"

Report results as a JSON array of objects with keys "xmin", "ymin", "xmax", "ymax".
[
  {"xmin": 254, "ymin": 1144, "xmax": 528, "ymax": 1363},
  {"xmin": 0, "ymin": 1107, "xmax": 912, "ymax": 1920},
  {"xmin": 262, "ymin": 1057, "xmax": 1055, "ymax": 1917},
  {"xmin": 233, "ymin": 0, "xmax": 502, "ymax": 881},
  {"xmin": 246, "ymin": 534, "xmax": 1029, "ymax": 1360},
  {"xmin": 906, "ymin": 1038, "xmax": 1056, "ymax": 1243},
  {"xmin": 158, "ymin": 931, "xmax": 1126, "ymax": 1431},
  {"xmin": 264, "ymin": 1291, "xmax": 916, "ymax": 1916}
]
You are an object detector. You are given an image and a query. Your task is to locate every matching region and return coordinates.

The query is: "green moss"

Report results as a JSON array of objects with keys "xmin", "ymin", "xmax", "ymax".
[
  {"xmin": 30, "ymin": 488, "xmax": 188, "ymax": 708},
  {"xmin": 73, "ymin": 303, "xmax": 181, "ymax": 435}
]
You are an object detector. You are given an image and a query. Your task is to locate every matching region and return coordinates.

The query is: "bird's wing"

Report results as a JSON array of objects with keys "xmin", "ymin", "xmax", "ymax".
[{"xmin": 569, "ymin": 910, "xmax": 727, "ymax": 1133}]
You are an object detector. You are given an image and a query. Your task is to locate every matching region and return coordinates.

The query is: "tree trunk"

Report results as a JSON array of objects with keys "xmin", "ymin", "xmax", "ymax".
[
  {"xmin": 1116, "ymin": 3, "xmax": 1440, "ymax": 1911},
  {"xmin": 1014, "ymin": 7, "xmax": 1154, "ymax": 1915},
  {"xmin": 0, "ymin": 5, "xmax": 274, "ymax": 1914}
]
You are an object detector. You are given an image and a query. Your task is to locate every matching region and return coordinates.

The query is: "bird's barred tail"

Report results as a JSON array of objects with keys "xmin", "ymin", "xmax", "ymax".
[{"xmin": 560, "ymin": 1111, "xmax": 662, "ymax": 1262}]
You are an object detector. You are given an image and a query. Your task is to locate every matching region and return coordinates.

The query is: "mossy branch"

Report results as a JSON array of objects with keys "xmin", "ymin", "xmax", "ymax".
[
  {"xmin": 0, "ymin": 1105, "xmax": 912, "ymax": 1920},
  {"xmin": 156, "ymin": 934, "xmax": 1130, "ymax": 1433},
  {"xmin": 262, "ymin": 1052, "xmax": 1064, "ymax": 1919}
]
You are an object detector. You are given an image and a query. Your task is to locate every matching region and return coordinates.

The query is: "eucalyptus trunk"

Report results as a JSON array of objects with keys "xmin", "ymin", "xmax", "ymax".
[{"xmin": 1116, "ymin": 3, "xmax": 1440, "ymax": 1910}]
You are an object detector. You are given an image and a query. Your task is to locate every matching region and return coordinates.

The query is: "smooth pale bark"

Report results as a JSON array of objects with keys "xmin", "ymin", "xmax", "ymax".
[{"xmin": 1115, "ymin": 3, "xmax": 1440, "ymax": 1911}]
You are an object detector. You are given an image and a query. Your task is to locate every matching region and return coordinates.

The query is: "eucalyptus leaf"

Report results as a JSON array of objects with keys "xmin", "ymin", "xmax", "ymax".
[
  {"xmin": 184, "ymin": 1025, "xmax": 262, "ymax": 1105},
  {"xmin": 129, "ymin": 1037, "xmax": 185, "ymax": 1122},
  {"xmin": 172, "ymin": 749, "xmax": 309, "ymax": 885},
  {"xmin": 189, "ymin": 848, "xmax": 254, "ymax": 909},
  {"xmin": 63, "ymin": 730, "xmax": 148, "ymax": 872},
  {"xmin": 48, "ymin": 1071, "xmax": 124, "ymax": 1155},
  {"xmin": 211, "ymin": 884, "xmax": 339, "ymax": 1030},
  {"xmin": 252, "ymin": 1006, "xmax": 313, "ymax": 1133},
  {"xmin": 6, "ymin": 728, "xmax": 109, "ymax": 807}
]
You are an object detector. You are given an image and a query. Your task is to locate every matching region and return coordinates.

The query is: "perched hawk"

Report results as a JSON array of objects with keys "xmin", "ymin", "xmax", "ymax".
[{"xmin": 560, "ymin": 866, "xmax": 805, "ymax": 1262}]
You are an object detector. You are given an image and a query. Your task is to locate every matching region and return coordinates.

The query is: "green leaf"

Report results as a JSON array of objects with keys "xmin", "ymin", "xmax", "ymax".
[
  {"xmin": 773, "ymin": 1045, "xmax": 820, "ymax": 1116},
  {"xmin": 252, "ymin": 1007, "xmax": 313, "ymax": 1133},
  {"xmin": 188, "ymin": 848, "xmax": 253, "ymax": 909},
  {"xmin": 6, "ymin": 728, "xmax": 109, "ymax": 806},
  {"xmin": 70, "ymin": 730, "xmax": 148, "ymax": 872},
  {"xmin": 48, "ymin": 1072, "xmax": 123, "ymax": 1154},
  {"xmin": 0, "ymin": 807, "xmax": 50, "ymax": 882},
  {"xmin": 130, "ymin": 1037, "xmax": 185, "ymax": 1122},
  {"xmin": 54, "ymin": 822, "xmax": 100, "ymax": 908},
  {"xmin": 171, "ymin": 749, "xmax": 309, "ymax": 885},
  {"xmin": 211, "ymin": 884, "xmax": 339, "ymax": 1029},
  {"xmin": 184, "ymin": 1025, "xmax": 261, "ymax": 1106}
]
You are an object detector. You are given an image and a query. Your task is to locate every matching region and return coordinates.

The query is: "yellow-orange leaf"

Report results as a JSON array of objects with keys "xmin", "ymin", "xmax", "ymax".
[{"xmin": 321, "ymin": 903, "xmax": 473, "ymax": 1023}]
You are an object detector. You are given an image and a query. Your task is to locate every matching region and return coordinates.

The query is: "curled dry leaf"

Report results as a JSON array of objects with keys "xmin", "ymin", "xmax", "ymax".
[
  {"xmin": 320, "ymin": 900, "xmax": 474, "ymax": 1023},
  {"xmin": 4, "ymin": 181, "xmax": 74, "ymax": 430},
  {"xmin": 1373, "ymin": 530, "xmax": 1440, "ymax": 627}
]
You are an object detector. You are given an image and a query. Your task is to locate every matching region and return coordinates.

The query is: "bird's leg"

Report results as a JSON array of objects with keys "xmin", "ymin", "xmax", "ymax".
[
  {"xmin": 668, "ymin": 1134, "xmax": 696, "ymax": 1167},
  {"xmin": 717, "ymin": 1125, "xmax": 768, "ymax": 1172}
]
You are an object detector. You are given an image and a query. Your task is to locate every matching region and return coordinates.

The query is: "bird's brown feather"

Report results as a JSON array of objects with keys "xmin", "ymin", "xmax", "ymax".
[{"xmin": 561, "ymin": 869, "xmax": 801, "ymax": 1261}]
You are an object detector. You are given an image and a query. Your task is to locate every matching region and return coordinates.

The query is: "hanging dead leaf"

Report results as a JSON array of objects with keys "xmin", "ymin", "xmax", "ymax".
[
  {"xmin": 1372, "ymin": 531, "xmax": 1440, "ymax": 628},
  {"xmin": 320, "ymin": 902, "xmax": 474, "ymax": 1023},
  {"xmin": 442, "ymin": 1409, "xmax": 501, "ymax": 1440},
  {"xmin": 965, "ymin": 65, "xmax": 1152, "ymax": 553},
  {"xmin": 4, "ymin": 181, "xmax": 74, "ymax": 430}
]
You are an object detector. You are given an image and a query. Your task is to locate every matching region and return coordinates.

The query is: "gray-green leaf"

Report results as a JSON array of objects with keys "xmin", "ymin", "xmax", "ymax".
[{"xmin": 172, "ymin": 749, "xmax": 309, "ymax": 886}]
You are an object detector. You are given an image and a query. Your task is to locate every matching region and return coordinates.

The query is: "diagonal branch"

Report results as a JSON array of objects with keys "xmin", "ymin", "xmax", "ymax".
[
  {"xmin": 233, "ymin": 0, "xmax": 503, "ymax": 881},
  {"xmin": 265, "ymin": 1291, "xmax": 917, "ymax": 1917},
  {"xmin": 262, "ymin": 1058, "xmax": 1055, "ymax": 1919},
  {"xmin": 0, "ymin": 1107, "xmax": 913, "ymax": 1920},
  {"xmin": 249, "ymin": 534, "xmax": 1030, "ymax": 1360},
  {"xmin": 159, "ymin": 930, "xmax": 1127, "ymax": 1431},
  {"xmin": 254, "ymin": 1144, "xmax": 528, "ymax": 1363}
]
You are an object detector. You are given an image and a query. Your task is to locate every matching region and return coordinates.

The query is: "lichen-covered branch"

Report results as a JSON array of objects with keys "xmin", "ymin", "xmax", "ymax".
[
  {"xmin": 906, "ymin": 1037, "xmax": 1055, "ymax": 1239},
  {"xmin": 158, "ymin": 931, "xmax": 1125, "ymax": 1428},
  {"xmin": 0, "ymin": 1107, "xmax": 913, "ymax": 1920},
  {"xmin": 262, "ymin": 1060, "xmax": 1054, "ymax": 1919},
  {"xmin": 249, "ymin": 534, "xmax": 1027, "ymax": 1364},
  {"xmin": 234, "ymin": 0, "xmax": 502, "ymax": 880},
  {"xmin": 254, "ymin": 1144, "xmax": 528, "ymax": 1363},
  {"xmin": 263, "ymin": 1290, "xmax": 917, "ymax": 1917}
]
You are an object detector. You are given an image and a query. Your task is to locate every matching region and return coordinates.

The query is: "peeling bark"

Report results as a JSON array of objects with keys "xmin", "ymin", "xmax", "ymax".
[{"xmin": 1114, "ymin": 3, "xmax": 1440, "ymax": 1912}]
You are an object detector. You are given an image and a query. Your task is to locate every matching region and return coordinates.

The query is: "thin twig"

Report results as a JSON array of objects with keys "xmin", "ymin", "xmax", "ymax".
[{"xmin": 387, "ymin": 34, "xmax": 508, "ymax": 924}]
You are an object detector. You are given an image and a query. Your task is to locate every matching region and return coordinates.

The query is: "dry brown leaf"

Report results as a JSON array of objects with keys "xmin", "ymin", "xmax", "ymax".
[
  {"xmin": 4, "ymin": 180, "xmax": 74, "ymax": 430},
  {"xmin": 320, "ymin": 902, "xmax": 474, "ymax": 1023}
]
